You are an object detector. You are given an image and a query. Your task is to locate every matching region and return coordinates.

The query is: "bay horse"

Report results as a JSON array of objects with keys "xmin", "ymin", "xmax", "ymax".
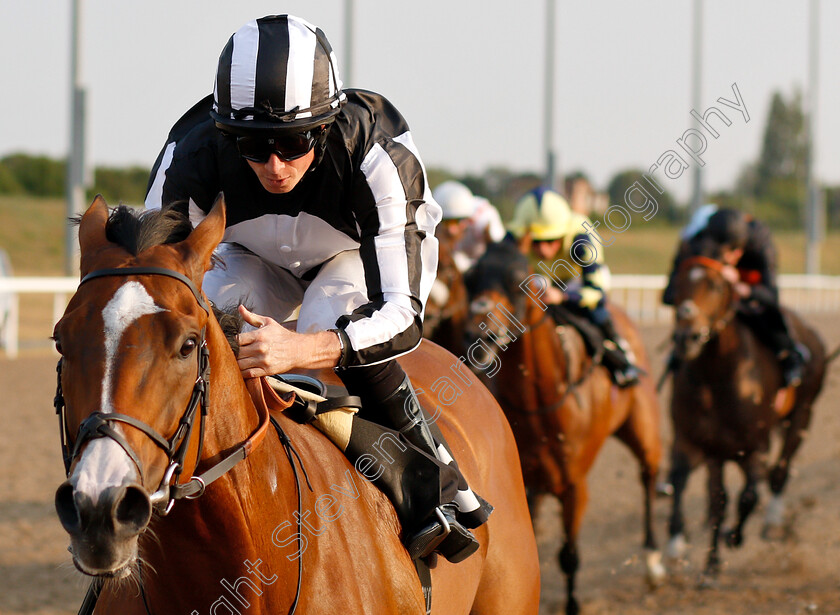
[
  {"xmin": 666, "ymin": 255, "xmax": 826, "ymax": 578},
  {"xmin": 52, "ymin": 196, "xmax": 540, "ymax": 614},
  {"xmin": 463, "ymin": 240, "xmax": 664, "ymax": 615},
  {"xmin": 424, "ymin": 227, "xmax": 470, "ymax": 358}
]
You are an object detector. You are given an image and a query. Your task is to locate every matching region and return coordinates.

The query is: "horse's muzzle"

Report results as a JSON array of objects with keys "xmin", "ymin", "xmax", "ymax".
[
  {"xmin": 55, "ymin": 480, "xmax": 151, "ymax": 576},
  {"xmin": 673, "ymin": 325, "xmax": 710, "ymax": 361}
]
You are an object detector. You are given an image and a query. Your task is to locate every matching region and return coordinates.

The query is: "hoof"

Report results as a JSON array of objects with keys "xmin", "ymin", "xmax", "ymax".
[
  {"xmin": 566, "ymin": 596, "xmax": 580, "ymax": 615},
  {"xmin": 724, "ymin": 528, "xmax": 743, "ymax": 548},
  {"xmin": 665, "ymin": 534, "xmax": 687, "ymax": 561},
  {"xmin": 656, "ymin": 481, "xmax": 674, "ymax": 497},
  {"xmin": 764, "ymin": 495, "xmax": 785, "ymax": 528},
  {"xmin": 761, "ymin": 523, "xmax": 788, "ymax": 542},
  {"xmin": 696, "ymin": 571, "xmax": 719, "ymax": 590},
  {"xmin": 645, "ymin": 549, "xmax": 667, "ymax": 588}
]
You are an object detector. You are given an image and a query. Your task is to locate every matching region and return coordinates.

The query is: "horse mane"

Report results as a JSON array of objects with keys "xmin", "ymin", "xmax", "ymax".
[
  {"xmin": 104, "ymin": 205, "xmax": 194, "ymax": 254},
  {"xmin": 74, "ymin": 203, "xmax": 243, "ymax": 352}
]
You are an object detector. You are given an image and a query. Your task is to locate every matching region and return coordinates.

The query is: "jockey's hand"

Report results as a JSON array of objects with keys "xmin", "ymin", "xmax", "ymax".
[
  {"xmin": 544, "ymin": 285, "xmax": 565, "ymax": 305},
  {"xmin": 236, "ymin": 305, "xmax": 342, "ymax": 378},
  {"xmin": 721, "ymin": 265, "xmax": 740, "ymax": 285},
  {"xmin": 733, "ymin": 282, "xmax": 751, "ymax": 298}
]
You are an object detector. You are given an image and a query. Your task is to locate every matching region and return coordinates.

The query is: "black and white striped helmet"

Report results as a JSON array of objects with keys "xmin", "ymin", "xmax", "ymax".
[{"xmin": 211, "ymin": 15, "xmax": 346, "ymax": 136}]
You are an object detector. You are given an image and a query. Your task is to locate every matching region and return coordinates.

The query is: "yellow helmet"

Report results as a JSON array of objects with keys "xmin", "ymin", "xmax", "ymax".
[{"xmin": 508, "ymin": 188, "xmax": 572, "ymax": 240}]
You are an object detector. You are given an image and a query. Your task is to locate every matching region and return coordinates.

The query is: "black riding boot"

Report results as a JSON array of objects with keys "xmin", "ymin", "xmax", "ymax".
[
  {"xmin": 597, "ymin": 316, "xmax": 641, "ymax": 388},
  {"xmin": 378, "ymin": 376, "xmax": 480, "ymax": 563},
  {"xmin": 772, "ymin": 322, "xmax": 807, "ymax": 388}
]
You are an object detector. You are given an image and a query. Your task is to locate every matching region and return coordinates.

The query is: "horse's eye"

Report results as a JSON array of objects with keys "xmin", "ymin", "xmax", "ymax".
[
  {"xmin": 180, "ymin": 337, "xmax": 197, "ymax": 358},
  {"xmin": 52, "ymin": 335, "xmax": 63, "ymax": 355}
]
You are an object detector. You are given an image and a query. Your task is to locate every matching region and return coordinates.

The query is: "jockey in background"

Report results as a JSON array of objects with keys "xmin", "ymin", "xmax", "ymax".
[
  {"xmin": 508, "ymin": 187, "xmax": 641, "ymax": 387},
  {"xmin": 662, "ymin": 206, "xmax": 808, "ymax": 387},
  {"xmin": 432, "ymin": 181, "xmax": 506, "ymax": 273},
  {"xmin": 144, "ymin": 14, "xmax": 487, "ymax": 563}
]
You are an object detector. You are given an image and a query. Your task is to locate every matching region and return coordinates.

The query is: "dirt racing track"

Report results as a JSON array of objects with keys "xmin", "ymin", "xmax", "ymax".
[{"xmin": 2, "ymin": 316, "xmax": 840, "ymax": 615}]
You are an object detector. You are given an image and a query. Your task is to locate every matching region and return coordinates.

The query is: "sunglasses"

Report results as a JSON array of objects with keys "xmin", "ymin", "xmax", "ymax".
[{"xmin": 235, "ymin": 130, "xmax": 320, "ymax": 163}]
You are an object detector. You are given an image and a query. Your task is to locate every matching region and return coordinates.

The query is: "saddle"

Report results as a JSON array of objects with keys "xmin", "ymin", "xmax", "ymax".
[
  {"xmin": 547, "ymin": 304, "xmax": 631, "ymax": 383},
  {"xmin": 259, "ymin": 373, "xmax": 491, "ymax": 532},
  {"xmin": 251, "ymin": 374, "xmax": 492, "ymax": 613}
]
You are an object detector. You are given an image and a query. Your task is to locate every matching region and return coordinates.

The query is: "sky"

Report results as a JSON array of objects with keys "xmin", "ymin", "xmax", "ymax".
[{"xmin": 1, "ymin": 0, "xmax": 837, "ymax": 204}]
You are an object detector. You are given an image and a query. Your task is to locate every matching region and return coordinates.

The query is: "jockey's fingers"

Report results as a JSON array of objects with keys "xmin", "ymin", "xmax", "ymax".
[
  {"xmin": 239, "ymin": 366, "xmax": 266, "ymax": 379},
  {"xmin": 237, "ymin": 355, "xmax": 267, "ymax": 377},
  {"xmin": 238, "ymin": 304, "xmax": 274, "ymax": 328},
  {"xmin": 236, "ymin": 329, "xmax": 260, "ymax": 347}
]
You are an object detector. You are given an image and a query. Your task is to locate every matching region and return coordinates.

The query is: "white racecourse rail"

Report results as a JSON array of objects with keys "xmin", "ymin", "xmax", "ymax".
[{"xmin": 3, "ymin": 275, "xmax": 840, "ymax": 358}]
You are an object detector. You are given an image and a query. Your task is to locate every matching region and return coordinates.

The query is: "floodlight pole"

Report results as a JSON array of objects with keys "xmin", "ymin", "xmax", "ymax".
[
  {"xmin": 544, "ymin": 0, "xmax": 556, "ymax": 190},
  {"xmin": 689, "ymin": 0, "xmax": 704, "ymax": 215},
  {"xmin": 343, "ymin": 0, "xmax": 354, "ymax": 87},
  {"xmin": 805, "ymin": 0, "xmax": 822, "ymax": 275},
  {"xmin": 66, "ymin": 0, "xmax": 88, "ymax": 276}
]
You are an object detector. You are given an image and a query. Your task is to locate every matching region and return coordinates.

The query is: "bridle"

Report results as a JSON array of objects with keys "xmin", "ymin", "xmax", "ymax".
[
  {"xmin": 675, "ymin": 256, "xmax": 739, "ymax": 347},
  {"xmin": 54, "ymin": 266, "xmax": 271, "ymax": 515},
  {"xmin": 58, "ymin": 267, "xmax": 307, "ymax": 615}
]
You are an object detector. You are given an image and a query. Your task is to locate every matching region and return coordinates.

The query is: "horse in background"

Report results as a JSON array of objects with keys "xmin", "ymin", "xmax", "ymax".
[
  {"xmin": 464, "ymin": 240, "xmax": 665, "ymax": 615},
  {"xmin": 52, "ymin": 196, "xmax": 540, "ymax": 614},
  {"xmin": 424, "ymin": 227, "xmax": 471, "ymax": 358},
  {"xmin": 666, "ymin": 255, "xmax": 826, "ymax": 579}
]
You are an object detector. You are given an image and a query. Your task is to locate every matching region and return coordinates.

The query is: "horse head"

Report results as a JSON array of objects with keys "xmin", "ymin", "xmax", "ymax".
[
  {"xmin": 672, "ymin": 255, "xmax": 738, "ymax": 361},
  {"xmin": 53, "ymin": 195, "xmax": 226, "ymax": 578},
  {"xmin": 424, "ymin": 228, "xmax": 469, "ymax": 354},
  {"xmin": 463, "ymin": 240, "xmax": 532, "ymax": 370}
]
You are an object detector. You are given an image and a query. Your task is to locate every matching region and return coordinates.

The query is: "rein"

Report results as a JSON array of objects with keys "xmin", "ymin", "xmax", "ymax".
[
  {"xmin": 64, "ymin": 265, "xmax": 308, "ymax": 615},
  {"xmin": 478, "ymin": 297, "xmax": 602, "ymax": 416}
]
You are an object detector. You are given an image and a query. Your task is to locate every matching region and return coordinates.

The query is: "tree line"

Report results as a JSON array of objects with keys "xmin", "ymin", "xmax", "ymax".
[{"xmin": 0, "ymin": 90, "xmax": 836, "ymax": 229}]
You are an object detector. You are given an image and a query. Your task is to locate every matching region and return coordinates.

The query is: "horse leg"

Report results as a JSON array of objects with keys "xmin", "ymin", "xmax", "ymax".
[
  {"xmin": 558, "ymin": 482, "xmax": 589, "ymax": 615},
  {"xmin": 666, "ymin": 443, "xmax": 700, "ymax": 561},
  {"xmin": 704, "ymin": 459, "xmax": 727, "ymax": 578},
  {"xmin": 724, "ymin": 453, "xmax": 762, "ymax": 548},
  {"xmin": 614, "ymin": 406, "xmax": 665, "ymax": 587},
  {"xmin": 764, "ymin": 405, "xmax": 812, "ymax": 538}
]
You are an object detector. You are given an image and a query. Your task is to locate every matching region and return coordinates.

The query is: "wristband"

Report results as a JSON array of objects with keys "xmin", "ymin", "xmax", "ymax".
[{"xmin": 329, "ymin": 328, "xmax": 351, "ymax": 368}]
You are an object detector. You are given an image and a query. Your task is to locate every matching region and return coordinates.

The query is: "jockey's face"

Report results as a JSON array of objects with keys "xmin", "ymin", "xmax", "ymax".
[
  {"xmin": 720, "ymin": 246, "xmax": 744, "ymax": 266},
  {"xmin": 533, "ymin": 238, "xmax": 563, "ymax": 261},
  {"xmin": 246, "ymin": 149, "xmax": 315, "ymax": 194},
  {"xmin": 441, "ymin": 218, "xmax": 468, "ymax": 241}
]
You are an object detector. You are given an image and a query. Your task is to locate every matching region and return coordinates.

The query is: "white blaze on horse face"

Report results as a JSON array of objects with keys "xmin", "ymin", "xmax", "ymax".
[
  {"xmin": 71, "ymin": 282, "xmax": 166, "ymax": 499},
  {"xmin": 100, "ymin": 282, "xmax": 165, "ymax": 412},
  {"xmin": 688, "ymin": 267, "xmax": 706, "ymax": 282},
  {"xmin": 676, "ymin": 299, "xmax": 698, "ymax": 321}
]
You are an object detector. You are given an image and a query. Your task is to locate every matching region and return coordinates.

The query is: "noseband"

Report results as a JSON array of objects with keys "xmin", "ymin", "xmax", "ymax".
[
  {"xmin": 676, "ymin": 256, "xmax": 738, "ymax": 345},
  {"xmin": 54, "ymin": 266, "xmax": 266, "ymax": 515}
]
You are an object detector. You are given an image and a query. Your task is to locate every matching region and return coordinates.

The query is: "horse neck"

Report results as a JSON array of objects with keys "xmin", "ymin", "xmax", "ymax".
[
  {"xmin": 139, "ymin": 324, "xmax": 299, "ymax": 608},
  {"xmin": 701, "ymin": 315, "xmax": 744, "ymax": 369},
  {"xmin": 499, "ymin": 301, "xmax": 572, "ymax": 401}
]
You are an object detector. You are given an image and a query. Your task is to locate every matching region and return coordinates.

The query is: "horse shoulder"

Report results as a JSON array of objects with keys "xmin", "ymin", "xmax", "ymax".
[{"xmin": 270, "ymin": 416, "xmax": 426, "ymax": 611}]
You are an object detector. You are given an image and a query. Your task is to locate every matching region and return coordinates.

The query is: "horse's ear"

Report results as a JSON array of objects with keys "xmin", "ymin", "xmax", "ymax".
[
  {"xmin": 179, "ymin": 193, "xmax": 226, "ymax": 285},
  {"xmin": 78, "ymin": 195, "xmax": 112, "ymax": 276}
]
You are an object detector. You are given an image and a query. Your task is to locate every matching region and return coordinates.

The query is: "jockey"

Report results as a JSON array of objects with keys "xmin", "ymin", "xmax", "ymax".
[
  {"xmin": 432, "ymin": 181, "xmax": 506, "ymax": 273},
  {"xmin": 144, "ymin": 14, "xmax": 485, "ymax": 562},
  {"xmin": 662, "ymin": 207, "xmax": 807, "ymax": 387},
  {"xmin": 508, "ymin": 187, "xmax": 640, "ymax": 387}
]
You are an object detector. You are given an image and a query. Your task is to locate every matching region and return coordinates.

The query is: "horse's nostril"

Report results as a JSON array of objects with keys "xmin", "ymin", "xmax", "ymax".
[
  {"xmin": 55, "ymin": 481, "xmax": 80, "ymax": 533},
  {"xmin": 115, "ymin": 485, "xmax": 152, "ymax": 532}
]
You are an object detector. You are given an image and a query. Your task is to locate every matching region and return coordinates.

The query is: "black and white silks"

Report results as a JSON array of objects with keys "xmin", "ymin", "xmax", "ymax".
[{"xmin": 145, "ymin": 90, "xmax": 441, "ymax": 367}]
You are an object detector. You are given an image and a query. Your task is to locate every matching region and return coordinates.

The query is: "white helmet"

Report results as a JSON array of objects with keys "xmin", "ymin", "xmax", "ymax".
[{"xmin": 433, "ymin": 181, "xmax": 476, "ymax": 220}]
